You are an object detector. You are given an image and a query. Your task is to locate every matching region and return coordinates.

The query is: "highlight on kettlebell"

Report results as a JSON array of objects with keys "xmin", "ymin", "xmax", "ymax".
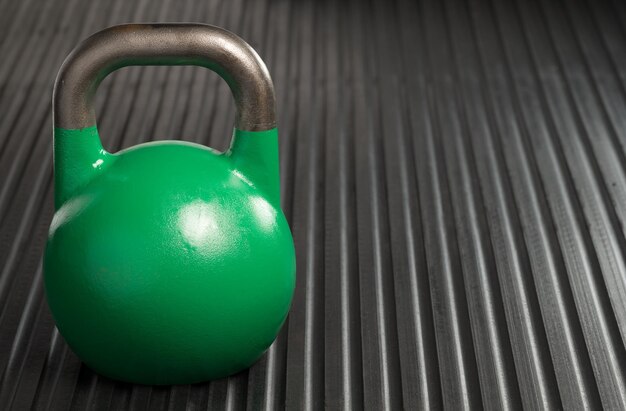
[{"xmin": 44, "ymin": 23, "xmax": 296, "ymax": 385}]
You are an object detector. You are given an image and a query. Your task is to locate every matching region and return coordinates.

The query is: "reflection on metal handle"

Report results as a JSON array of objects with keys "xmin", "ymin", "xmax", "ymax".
[{"xmin": 53, "ymin": 24, "xmax": 276, "ymax": 131}]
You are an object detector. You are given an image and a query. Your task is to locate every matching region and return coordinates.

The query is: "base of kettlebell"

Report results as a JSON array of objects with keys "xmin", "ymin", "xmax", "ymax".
[{"xmin": 80, "ymin": 356, "xmax": 262, "ymax": 386}]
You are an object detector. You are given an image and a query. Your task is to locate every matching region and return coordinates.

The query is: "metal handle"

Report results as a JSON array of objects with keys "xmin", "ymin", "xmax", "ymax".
[{"xmin": 53, "ymin": 24, "xmax": 276, "ymax": 131}]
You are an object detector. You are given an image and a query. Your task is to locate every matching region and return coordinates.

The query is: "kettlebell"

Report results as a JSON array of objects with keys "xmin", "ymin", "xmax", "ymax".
[{"xmin": 44, "ymin": 24, "xmax": 296, "ymax": 385}]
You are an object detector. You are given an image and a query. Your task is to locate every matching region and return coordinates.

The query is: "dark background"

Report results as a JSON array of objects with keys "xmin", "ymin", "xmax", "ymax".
[{"xmin": 1, "ymin": 0, "xmax": 626, "ymax": 409}]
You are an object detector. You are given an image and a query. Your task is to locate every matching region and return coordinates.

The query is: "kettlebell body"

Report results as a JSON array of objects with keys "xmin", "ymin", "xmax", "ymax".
[{"xmin": 44, "ymin": 24, "xmax": 295, "ymax": 385}]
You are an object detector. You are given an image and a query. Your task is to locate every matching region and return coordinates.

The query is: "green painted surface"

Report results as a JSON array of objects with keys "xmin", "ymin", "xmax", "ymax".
[
  {"xmin": 53, "ymin": 127, "xmax": 112, "ymax": 208},
  {"xmin": 44, "ymin": 127, "xmax": 296, "ymax": 385}
]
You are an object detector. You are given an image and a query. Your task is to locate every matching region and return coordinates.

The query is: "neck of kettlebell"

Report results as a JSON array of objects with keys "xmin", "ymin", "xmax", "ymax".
[
  {"xmin": 53, "ymin": 126, "xmax": 111, "ymax": 209},
  {"xmin": 227, "ymin": 128, "xmax": 281, "ymax": 207}
]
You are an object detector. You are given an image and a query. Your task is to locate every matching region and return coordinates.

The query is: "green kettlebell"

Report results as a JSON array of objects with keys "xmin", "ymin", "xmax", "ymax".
[{"xmin": 44, "ymin": 24, "xmax": 296, "ymax": 385}]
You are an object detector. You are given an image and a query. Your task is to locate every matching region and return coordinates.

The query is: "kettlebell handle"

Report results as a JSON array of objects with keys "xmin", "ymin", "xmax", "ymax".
[{"xmin": 53, "ymin": 24, "xmax": 276, "ymax": 131}]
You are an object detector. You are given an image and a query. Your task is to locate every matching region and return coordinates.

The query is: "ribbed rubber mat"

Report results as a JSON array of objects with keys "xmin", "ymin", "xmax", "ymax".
[{"xmin": 1, "ymin": 0, "xmax": 626, "ymax": 409}]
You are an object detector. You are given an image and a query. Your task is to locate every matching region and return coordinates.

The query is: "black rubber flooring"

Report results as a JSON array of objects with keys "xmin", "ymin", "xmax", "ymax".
[{"xmin": 2, "ymin": 0, "xmax": 626, "ymax": 409}]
